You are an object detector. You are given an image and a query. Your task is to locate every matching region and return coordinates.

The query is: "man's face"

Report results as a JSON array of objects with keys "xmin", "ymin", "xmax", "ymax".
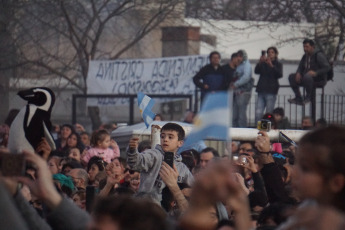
[
  {"xmin": 199, "ymin": 151, "xmax": 214, "ymax": 169},
  {"xmin": 302, "ymin": 118, "xmax": 313, "ymax": 130},
  {"xmin": 273, "ymin": 113, "xmax": 282, "ymax": 122},
  {"xmin": 239, "ymin": 143, "xmax": 255, "ymax": 157},
  {"xmin": 230, "ymin": 56, "xmax": 238, "ymax": 67},
  {"xmin": 160, "ymin": 130, "xmax": 183, "ymax": 153},
  {"xmin": 210, "ymin": 54, "xmax": 220, "ymax": 67},
  {"xmin": 303, "ymin": 43, "xmax": 314, "ymax": 55}
]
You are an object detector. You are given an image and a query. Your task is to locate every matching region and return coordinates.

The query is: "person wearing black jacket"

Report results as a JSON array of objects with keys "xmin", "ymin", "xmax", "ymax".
[
  {"xmin": 288, "ymin": 39, "xmax": 330, "ymax": 105},
  {"xmin": 254, "ymin": 47, "xmax": 283, "ymax": 123},
  {"xmin": 193, "ymin": 51, "xmax": 227, "ymax": 104}
]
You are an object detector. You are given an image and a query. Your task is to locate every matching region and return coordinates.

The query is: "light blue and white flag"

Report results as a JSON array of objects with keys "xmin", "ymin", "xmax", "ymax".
[
  {"xmin": 183, "ymin": 91, "xmax": 232, "ymax": 147},
  {"xmin": 137, "ymin": 92, "xmax": 156, "ymax": 128}
]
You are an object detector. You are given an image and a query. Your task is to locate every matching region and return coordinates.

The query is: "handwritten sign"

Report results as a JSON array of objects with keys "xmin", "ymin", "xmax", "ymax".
[{"xmin": 87, "ymin": 55, "xmax": 208, "ymax": 106}]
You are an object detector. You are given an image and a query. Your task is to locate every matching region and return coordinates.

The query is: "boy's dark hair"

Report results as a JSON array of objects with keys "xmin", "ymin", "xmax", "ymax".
[
  {"xmin": 273, "ymin": 107, "xmax": 284, "ymax": 117},
  {"xmin": 200, "ymin": 147, "xmax": 219, "ymax": 157},
  {"xmin": 209, "ymin": 51, "xmax": 221, "ymax": 61},
  {"xmin": 161, "ymin": 123, "xmax": 185, "ymax": 141},
  {"xmin": 303, "ymin": 38, "xmax": 315, "ymax": 46}
]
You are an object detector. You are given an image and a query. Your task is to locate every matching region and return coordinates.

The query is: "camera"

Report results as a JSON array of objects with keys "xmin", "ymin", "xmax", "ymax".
[
  {"xmin": 239, "ymin": 155, "xmax": 248, "ymax": 165},
  {"xmin": 257, "ymin": 119, "xmax": 272, "ymax": 132},
  {"xmin": 232, "ymin": 154, "xmax": 248, "ymax": 165}
]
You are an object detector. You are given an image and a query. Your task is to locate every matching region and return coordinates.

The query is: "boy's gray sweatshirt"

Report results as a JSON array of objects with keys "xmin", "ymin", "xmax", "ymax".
[{"xmin": 127, "ymin": 144, "xmax": 194, "ymax": 203}]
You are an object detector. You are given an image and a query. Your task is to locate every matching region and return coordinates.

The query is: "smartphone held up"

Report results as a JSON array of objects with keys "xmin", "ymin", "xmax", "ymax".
[{"xmin": 164, "ymin": 152, "xmax": 174, "ymax": 168}]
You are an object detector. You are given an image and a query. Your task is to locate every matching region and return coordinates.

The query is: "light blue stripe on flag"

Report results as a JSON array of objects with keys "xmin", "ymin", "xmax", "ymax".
[
  {"xmin": 137, "ymin": 92, "xmax": 156, "ymax": 128},
  {"xmin": 183, "ymin": 91, "xmax": 231, "ymax": 147}
]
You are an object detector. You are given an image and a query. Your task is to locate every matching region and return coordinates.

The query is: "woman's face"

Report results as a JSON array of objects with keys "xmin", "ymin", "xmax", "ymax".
[
  {"xmin": 61, "ymin": 126, "xmax": 72, "ymax": 140},
  {"xmin": 88, "ymin": 164, "xmax": 100, "ymax": 182},
  {"xmin": 67, "ymin": 134, "xmax": 78, "ymax": 148},
  {"xmin": 48, "ymin": 158, "xmax": 59, "ymax": 175},
  {"xmin": 267, "ymin": 48, "xmax": 277, "ymax": 60}
]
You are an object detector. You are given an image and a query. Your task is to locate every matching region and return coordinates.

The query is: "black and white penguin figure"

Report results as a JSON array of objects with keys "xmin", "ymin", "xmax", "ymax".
[{"xmin": 8, "ymin": 87, "xmax": 56, "ymax": 155}]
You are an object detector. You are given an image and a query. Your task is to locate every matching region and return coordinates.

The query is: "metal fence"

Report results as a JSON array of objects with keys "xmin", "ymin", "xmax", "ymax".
[
  {"xmin": 72, "ymin": 90, "xmax": 344, "ymax": 128},
  {"xmin": 247, "ymin": 93, "xmax": 345, "ymax": 128}
]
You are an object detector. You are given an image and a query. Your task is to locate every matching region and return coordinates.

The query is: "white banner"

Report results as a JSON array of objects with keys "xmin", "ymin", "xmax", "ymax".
[{"xmin": 87, "ymin": 55, "xmax": 209, "ymax": 106}]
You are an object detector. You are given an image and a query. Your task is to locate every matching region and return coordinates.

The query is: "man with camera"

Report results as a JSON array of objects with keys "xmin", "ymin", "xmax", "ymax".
[{"xmin": 288, "ymin": 39, "xmax": 330, "ymax": 105}]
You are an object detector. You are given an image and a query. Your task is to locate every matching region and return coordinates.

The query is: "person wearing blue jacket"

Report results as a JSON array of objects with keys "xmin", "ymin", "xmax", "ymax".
[{"xmin": 230, "ymin": 50, "xmax": 254, "ymax": 127}]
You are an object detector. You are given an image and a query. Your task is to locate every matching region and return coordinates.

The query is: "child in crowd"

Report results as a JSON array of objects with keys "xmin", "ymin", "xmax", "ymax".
[
  {"xmin": 47, "ymin": 156, "xmax": 61, "ymax": 175},
  {"xmin": 82, "ymin": 129, "xmax": 120, "ymax": 164},
  {"xmin": 127, "ymin": 123, "xmax": 194, "ymax": 204},
  {"xmin": 68, "ymin": 147, "xmax": 81, "ymax": 162},
  {"xmin": 87, "ymin": 156, "xmax": 107, "ymax": 185}
]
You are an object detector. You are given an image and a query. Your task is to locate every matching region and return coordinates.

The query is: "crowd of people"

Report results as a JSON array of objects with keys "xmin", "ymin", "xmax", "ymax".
[
  {"xmin": 0, "ymin": 37, "xmax": 341, "ymax": 230},
  {"xmin": 193, "ymin": 38, "xmax": 331, "ymax": 127},
  {"xmin": 1, "ymin": 111, "xmax": 345, "ymax": 230}
]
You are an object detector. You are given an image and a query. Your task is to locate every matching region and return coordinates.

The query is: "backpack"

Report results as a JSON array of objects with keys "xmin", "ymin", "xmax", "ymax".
[{"xmin": 315, "ymin": 51, "xmax": 334, "ymax": 81}]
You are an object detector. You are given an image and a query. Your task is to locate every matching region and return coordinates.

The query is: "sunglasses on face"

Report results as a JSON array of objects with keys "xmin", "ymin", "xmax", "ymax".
[{"xmin": 124, "ymin": 168, "xmax": 136, "ymax": 174}]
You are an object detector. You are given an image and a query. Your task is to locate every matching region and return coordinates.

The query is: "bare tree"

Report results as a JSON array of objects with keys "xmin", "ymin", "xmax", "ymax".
[
  {"xmin": 185, "ymin": 0, "xmax": 345, "ymax": 61},
  {"xmin": 0, "ymin": 0, "xmax": 184, "ymax": 128}
]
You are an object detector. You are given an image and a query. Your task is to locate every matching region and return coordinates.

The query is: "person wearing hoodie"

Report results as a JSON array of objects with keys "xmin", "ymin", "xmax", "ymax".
[
  {"xmin": 230, "ymin": 50, "xmax": 254, "ymax": 127},
  {"xmin": 127, "ymin": 123, "xmax": 194, "ymax": 204}
]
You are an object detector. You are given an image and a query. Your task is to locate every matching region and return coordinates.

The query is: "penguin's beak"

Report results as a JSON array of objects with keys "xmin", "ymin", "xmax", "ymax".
[{"xmin": 18, "ymin": 88, "xmax": 36, "ymax": 101}]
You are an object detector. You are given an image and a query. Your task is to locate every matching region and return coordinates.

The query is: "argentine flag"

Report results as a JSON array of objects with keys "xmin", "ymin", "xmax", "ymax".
[
  {"xmin": 183, "ymin": 91, "xmax": 232, "ymax": 147},
  {"xmin": 137, "ymin": 92, "xmax": 156, "ymax": 128}
]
